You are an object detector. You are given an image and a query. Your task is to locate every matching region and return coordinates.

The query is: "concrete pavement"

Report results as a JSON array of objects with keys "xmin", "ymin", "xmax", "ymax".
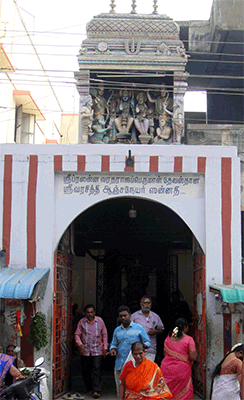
[{"xmin": 58, "ymin": 391, "xmax": 203, "ymax": 400}]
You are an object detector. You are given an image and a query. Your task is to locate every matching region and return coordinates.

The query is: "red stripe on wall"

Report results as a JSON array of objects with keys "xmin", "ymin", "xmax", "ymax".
[
  {"xmin": 54, "ymin": 155, "xmax": 62, "ymax": 171},
  {"xmin": 27, "ymin": 155, "xmax": 38, "ymax": 269},
  {"xmin": 124, "ymin": 156, "xmax": 135, "ymax": 172},
  {"xmin": 102, "ymin": 156, "xmax": 110, "ymax": 172},
  {"xmin": 77, "ymin": 155, "xmax": 86, "ymax": 171},
  {"xmin": 2, "ymin": 155, "xmax": 12, "ymax": 265},
  {"xmin": 222, "ymin": 157, "xmax": 232, "ymax": 285},
  {"xmin": 198, "ymin": 157, "xmax": 206, "ymax": 173},
  {"xmin": 150, "ymin": 156, "xmax": 159, "ymax": 172},
  {"xmin": 174, "ymin": 157, "xmax": 183, "ymax": 172}
]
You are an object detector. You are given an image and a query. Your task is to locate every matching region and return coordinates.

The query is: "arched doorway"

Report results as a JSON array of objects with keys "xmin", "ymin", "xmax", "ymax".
[{"xmin": 53, "ymin": 197, "xmax": 206, "ymax": 398}]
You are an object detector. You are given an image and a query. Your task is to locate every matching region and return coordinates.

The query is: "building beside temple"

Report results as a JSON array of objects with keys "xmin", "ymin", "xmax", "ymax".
[{"xmin": 0, "ymin": 0, "xmax": 243, "ymax": 399}]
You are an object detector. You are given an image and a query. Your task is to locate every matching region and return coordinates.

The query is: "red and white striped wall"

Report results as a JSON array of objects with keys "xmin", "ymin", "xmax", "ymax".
[{"xmin": 0, "ymin": 144, "xmax": 241, "ymax": 287}]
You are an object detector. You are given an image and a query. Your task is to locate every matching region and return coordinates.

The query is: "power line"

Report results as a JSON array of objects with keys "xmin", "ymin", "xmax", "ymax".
[
  {"xmin": 2, "ymin": 41, "xmax": 244, "ymax": 59},
  {"xmin": 12, "ymin": 0, "xmax": 63, "ymax": 112},
  {"xmin": 1, "ymin": 77, "xmax": 244, "ymax": 96},
  {"xmin": 6, "ymin": 68, "xmax": 244, "ymax": 81},
  {"xmin": 3, "ymin": 29, "xmax": 244, "ymax": 46},
  {"xmin": 1, "ymin": 50, "xmax": 243, "ymax": 65}
]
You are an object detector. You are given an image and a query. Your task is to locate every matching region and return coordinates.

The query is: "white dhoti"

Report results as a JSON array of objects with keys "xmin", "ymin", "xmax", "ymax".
[{"xmin": 212, "ymin": 374, "xmax": 241, "ymax": 400}]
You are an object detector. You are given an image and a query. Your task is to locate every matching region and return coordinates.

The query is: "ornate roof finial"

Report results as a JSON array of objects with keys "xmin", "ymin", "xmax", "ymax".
[
  {"xmin": 131, "ymin": 0, "xmax": 137, "ymax": 14},
  {"xmin": 110, "ymin": 0, "xmax": 116, "ymax": 13},
  {"xmin": 152, "ymin": 0, "xmax": 158, "ymax": 14}
]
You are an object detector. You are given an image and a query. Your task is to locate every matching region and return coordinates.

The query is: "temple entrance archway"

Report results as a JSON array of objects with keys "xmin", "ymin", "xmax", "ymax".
[{"xmin": 53, "ymin": 196, "xmax": 206, "ymax": 398}]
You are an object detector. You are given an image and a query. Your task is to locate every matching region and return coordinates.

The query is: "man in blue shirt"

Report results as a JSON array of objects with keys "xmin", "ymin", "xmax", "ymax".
[{"xmin": 109, "ymin": 305, "xmax": 151, "ymax": 397}]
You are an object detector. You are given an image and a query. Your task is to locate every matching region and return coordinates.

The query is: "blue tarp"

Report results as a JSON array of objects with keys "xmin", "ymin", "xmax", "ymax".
[
  {"xmin": 0, "ymin": 267, "xmax": 50, "ymax": 300},
  {"xmin": 210, "ymin": 283, "xmax": 244, "ymax": 303}
]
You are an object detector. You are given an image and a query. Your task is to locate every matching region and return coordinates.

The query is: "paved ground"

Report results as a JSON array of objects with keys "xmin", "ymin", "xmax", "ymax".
[
  {"xmin": 57, "ymin": 356, "xmax": 203, "ymax": 400},
  {"xmin": 58, "ymin": 391, "xmax": 202, "ymax": 400}
]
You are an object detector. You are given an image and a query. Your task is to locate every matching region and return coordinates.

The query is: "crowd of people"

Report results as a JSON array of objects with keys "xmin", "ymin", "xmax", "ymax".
[
  {"xmin": 74, "ymin": 296, "xmax": 192, "ymax": 399},
  {"xmin": 0, "ymin": 295, "xmax": 243, "ymax": 400},
  {"xmin": 74, "ymin": 296, "xmax": 244, "ymax": 400}
]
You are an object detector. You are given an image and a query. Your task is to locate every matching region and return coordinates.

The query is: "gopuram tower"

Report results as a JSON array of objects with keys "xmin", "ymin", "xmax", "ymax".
[{"xmin": 75, "ymin": 0, "xmax": 188, "ymax": 145}]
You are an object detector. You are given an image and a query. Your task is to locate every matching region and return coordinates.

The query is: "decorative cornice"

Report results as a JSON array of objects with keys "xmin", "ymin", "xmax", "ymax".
[{"xmin": 86, "ymin": 14, "xmax": 179, "ymax": 40}]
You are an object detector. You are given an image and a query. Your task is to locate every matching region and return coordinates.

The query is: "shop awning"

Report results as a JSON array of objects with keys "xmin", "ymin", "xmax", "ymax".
[
  {"xmin": 0, "ymin": 267, "xmax": 50, "ymax": 301},
  {"xmin": 209, "ymin": 284, "xmax": 244, "ymax": 303}
]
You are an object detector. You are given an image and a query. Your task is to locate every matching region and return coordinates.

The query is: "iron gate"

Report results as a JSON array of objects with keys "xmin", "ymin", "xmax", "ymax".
[
  {"xmin": 192, "ymin": 246, "xmax": 206, "ymax": 398},
  {"xmin": 53, "ymin": 231, "xmax": 73, "ymax": 398}
]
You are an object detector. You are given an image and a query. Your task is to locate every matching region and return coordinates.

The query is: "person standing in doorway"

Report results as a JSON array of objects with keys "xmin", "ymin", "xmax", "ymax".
[
  {"xmin": 74, "ymin": 304, "xmax": 108, "ymax": 399},
  {"xmin": 109, "ymin": 305, "xmax": 151, "ymax": 398},
  {"xmin": 131, "ymin": 295, "xmax": 164, "ymax": 361}
]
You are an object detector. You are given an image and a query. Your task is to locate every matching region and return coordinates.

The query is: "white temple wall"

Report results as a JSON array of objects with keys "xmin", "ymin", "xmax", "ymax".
[{"xmin": 0, "ymin": 143, "xmax": 241, "ymax": 394}]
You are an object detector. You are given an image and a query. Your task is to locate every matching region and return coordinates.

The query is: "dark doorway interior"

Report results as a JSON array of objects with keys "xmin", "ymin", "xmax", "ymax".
[
  {"xmin": 73, "ymin": 198, "xmax": 192, "ymax": 350},
  {"xmin": 70, "ymin": 197, "xmax": 194, "ymax": 394}
]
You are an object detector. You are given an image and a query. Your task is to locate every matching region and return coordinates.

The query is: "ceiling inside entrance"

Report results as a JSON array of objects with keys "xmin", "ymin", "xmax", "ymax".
[{"xmin": 74, "ymin": 198, "xmax": 192, "ymax": 255}]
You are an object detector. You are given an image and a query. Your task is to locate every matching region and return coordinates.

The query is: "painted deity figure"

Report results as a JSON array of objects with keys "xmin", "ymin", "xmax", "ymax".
[
  {"xmin": 91, "ymin": 84, "xmax": 108, "ymax": 120},
  {"xmin": 134, "ymin": 92, "xmax": 149, "ymax": 136},
  {"xmin": 147, "ymin": 103, "xmax": 156, "ymax": 143},
  {"xmin": 114, "ymin": 89, "xmax": 134, "ymax": 137},
  {"xmin": 172, "ymin": 102, "xmax": 184, "ymax": 144},
  {"xmin": 107, "ymin": 91, "xmax": 119, "ymax": 143},
  {"xmin": 89, "ymin": 116, "xmax": 111, "ymax": 144},
  {"xmin": 147, "ymin": 84, "xmax": 172, "ymax": 142},
  {"xmin": 154, "ymin": 112, "xmax": 172, "ymax": 142},
  {"xmin": 147, "ymin": 84, "xmax": 170, "ymax": 117},
  {"xmin": 80, "ymin": 95, "xmax": 94, "ymax": 143}
]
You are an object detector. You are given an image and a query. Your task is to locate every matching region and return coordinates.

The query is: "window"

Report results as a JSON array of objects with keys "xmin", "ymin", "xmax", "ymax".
[{"xmin": 14, "ymin": 105, "xmax": 35, "ymax": 144}]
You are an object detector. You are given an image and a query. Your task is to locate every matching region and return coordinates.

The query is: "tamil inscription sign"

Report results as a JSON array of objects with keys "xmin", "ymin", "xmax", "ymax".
[{"xmin": 56, "ymin": 173, "xmax": 204, "ymax": 199}]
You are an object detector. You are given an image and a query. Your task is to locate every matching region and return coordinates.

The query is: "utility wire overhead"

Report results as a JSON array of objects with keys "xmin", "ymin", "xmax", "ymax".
[
  {"xmin": 12, "ymin": 0, "xmax": 63, "ymax": 112},
  {"xmin": 2, "ymin": 28, "xmax": 244, "ymax": 46}
]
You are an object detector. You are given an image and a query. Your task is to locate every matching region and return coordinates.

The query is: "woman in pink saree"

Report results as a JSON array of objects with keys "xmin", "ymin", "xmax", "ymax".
[{"xmin": 160, "ymin": 318, "xmax": 197, "ymax": 400}]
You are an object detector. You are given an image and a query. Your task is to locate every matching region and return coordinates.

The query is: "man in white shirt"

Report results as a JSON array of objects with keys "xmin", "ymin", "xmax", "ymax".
[{"xmin": 131, "ymin": 296, "xmax": 164, "ymax": 361}]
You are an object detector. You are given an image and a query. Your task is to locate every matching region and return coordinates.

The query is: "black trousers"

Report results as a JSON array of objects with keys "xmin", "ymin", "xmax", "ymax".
[{"xmin": 80, "ymin": 355, "xmax": 103, "ymax": 393}]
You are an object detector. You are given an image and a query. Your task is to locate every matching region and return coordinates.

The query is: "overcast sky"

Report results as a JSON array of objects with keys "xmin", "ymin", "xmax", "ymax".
[
  {"xmin": 19, "ymin": 0, "xmax": 214, "ymax": 30},
  {"xmin": 15, "ymin": 0, "xmax": 214, "ymax": 112}
]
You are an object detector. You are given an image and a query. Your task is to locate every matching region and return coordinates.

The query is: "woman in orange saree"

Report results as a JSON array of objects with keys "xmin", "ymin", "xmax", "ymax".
[
  {"xmin": 119, "ymin": 342, "xmax": 172, "ymax": 400},
  {"xmin": 160, "ymin": 318, "xmax": 198, "ymax": 400}
]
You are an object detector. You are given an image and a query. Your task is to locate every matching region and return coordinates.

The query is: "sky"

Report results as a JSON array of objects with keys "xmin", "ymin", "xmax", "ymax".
[{"xmin": 13, "ymin": 0, "xmax": 214, "ymax": 113}]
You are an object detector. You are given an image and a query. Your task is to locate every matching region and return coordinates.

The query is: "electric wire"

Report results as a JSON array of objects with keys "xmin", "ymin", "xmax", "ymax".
[
  {"xmin": 3, "ymin": 69, "xmax": 244, "ymax": 83},
  {"xmin": 1, "ymin": 50, "xmax": 244, "ymax": 64},
  {"xmin": 2, "ymin": 40, "xmax": 244, "ymax": 60},
  {"xmin": 0, "ymin": 13, "xmax": 243, "ymax": 122},
  {"xmin": 0, "ymin": 78, "xmax": 243, "ymax": 97},
  {"xmin": 0, "ymin": 113, "xmax": 243, "ymax": 125},
  {"xmin": 12, "ymin": 0, "xmax": 63, "ymax": 112},
  {"xmin": 2, "ymin": 28, "xmax": 244, "ymax": 47}
]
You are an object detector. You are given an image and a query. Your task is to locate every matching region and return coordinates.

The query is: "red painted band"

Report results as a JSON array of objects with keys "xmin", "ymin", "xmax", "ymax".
[
  {"xmin": 2, "ymin": 155, "xmax": 12, "ymax": 265},
  {"xmin": 27, "ymin": 155, "xmax": 38, "ymax": 269},
  {"xmin": 174, "ymin": 157, "xmax": 183, "ymax": 173},
  {"xmin": 150, "ymin": 156, "xmax": 159, "ymax": 172},
  {"xmin": 54, "ymin": 155, "xmax": 62, "ymax": 171},
  {"xmin": 198, "ymin": 157, "xmax": 206, "ymax": 173},
  {"xmin": 102, "ymin": 156, "xmax": 110, "ymax": 172},
  {"xmin": 222, "ymin": 158, "xmax": 232, "ymax": 285},
  {"xmin": 77, "ymin": 155, "xmax": 86, "ymax": 171}
]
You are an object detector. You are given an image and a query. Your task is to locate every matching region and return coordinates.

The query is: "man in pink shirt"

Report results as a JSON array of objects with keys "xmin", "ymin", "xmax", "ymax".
[{"xmin": 74, "ymin": 304, "xmax": 108, "ymax": 399}]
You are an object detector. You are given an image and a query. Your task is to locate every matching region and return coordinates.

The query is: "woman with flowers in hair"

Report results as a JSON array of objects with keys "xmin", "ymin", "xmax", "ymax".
[
  {"xmin": 210, "ymin": 343, "xmax": 244, "ymax": 399},
  {"xmin": 160, "ymin": 318, "xmax": 197, "ymax": 400}
]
